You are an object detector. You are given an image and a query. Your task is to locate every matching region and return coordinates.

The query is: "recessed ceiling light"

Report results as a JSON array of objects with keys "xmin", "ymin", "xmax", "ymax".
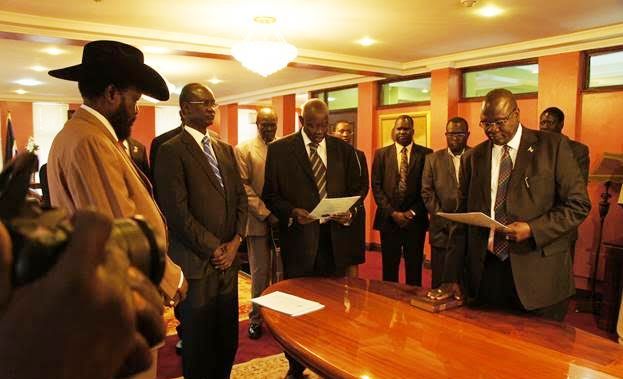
[
  {"xmin": 141, "ymin": 95, "xmax": 160, "ymax": 103},
  {"xmin": 143, "ymin": 46, "xmax": 172, "ymax": 54},
  {"xmin": 477, "ymin": 5, "xmax": 503, "ymax": 17},
  {"xmin": 43, "ymin": 47, "xmax": 65, "ymax": 55},
  {"xmin": 30, "ymin": 65, "xmax": 48, "ymax": 72},
  {"xmin": 14, "ymin": 78, "xmax": 43, "ymax": 86},
  {"xmin": 14, "ymin": 89, "xmax": 28, "ymax": 95},
  {"xmin": 356, "ymin": 37, "xmax": 376, "ymax": 47},
  {"xmin": 421, "ymin": 89, "xmax": 429, "ymax": 93},
  {"xmin": 208, "ymin": 78, "xmax": 223, "ymax": 85}
]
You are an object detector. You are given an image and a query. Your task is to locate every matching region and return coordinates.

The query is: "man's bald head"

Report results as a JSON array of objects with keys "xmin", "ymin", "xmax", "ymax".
[
  {"xmin": 300, "ymin": 98, "xmax": 329, "ymax": 144},
  {"xmin": 256, "ymin": 106, "xmax": 277, "ymax": 143},
  {"xmin": 480, "ymin": 88, "xmax": 520, "ymax": 146},
  {"xmin": 179, "ymin": 83, "xmax": 216, "ymax": 132}
]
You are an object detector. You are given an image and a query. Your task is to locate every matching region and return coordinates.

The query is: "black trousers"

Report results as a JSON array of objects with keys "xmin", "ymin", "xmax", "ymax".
[
  {"xmin": 431, "ymin": 246, "xmax": 448, "ymax": 289},
  {"xmin": 286, "ymin": 224, "xmax": 338, "ymax": 376},
  {"xmin": 477, "ymin": 253, "xmax": 569, "ymax": 321},
  {"xmin": 380, "ymin": 225, "xmax": 426, "ymax": 286},
  {"xmin": 180, "ymin": 264, "xmax": 239, "ymax": 379}
]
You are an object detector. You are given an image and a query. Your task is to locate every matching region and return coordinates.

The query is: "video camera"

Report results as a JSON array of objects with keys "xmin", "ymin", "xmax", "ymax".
[{"xmin": 0, "ymin": 152, "xmax": 165, "ymax": 287}]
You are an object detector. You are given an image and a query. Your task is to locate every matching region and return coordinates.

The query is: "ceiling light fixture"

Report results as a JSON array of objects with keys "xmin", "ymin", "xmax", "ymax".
[
  {"xmin": 232, "ymin": 16, "xmax": 298, "ymax": 77},
  {"xmin": 14, "ymin": 78, "xmax": 43, "ymax": 86},
  {"xmin": 357, "ymin": 37, "xmax": 376, "ymax": 47},
  {"xmin": 30, "ymin": 65, "xmax": 48, "ymax": 72},
  {"xmin": 208, "ymin": 77, "xmax": 223, "ymax": 85},
  {"xmin": 14, "ymin": 89, "xmax": 28, "ymax": 95},
  {"xmin": 43, "ymin": 47, "xmax": 65, "ymax": 55},
  {"xmin": 478, "ymin": 5, "xmax": 504, "ymax": 17}
]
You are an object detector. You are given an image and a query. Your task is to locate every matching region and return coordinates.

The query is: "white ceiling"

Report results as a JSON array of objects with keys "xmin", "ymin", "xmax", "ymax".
[{"xmin": 1, "ymin": 0, "xmax": 623, "ymax": 104}]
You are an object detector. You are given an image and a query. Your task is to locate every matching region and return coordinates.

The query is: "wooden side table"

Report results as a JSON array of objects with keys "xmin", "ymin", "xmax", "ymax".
[{"xmin": 599, "ymin": 238, "xmax": 623, "ymax": 333}]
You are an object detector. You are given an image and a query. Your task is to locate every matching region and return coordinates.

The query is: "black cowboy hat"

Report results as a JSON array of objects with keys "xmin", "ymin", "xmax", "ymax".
[{"xmin": 49, "ymin": 40, "xmax": 170, "ymax": 101}]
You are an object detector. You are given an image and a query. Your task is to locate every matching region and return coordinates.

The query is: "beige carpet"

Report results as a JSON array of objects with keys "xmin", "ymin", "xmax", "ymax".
[{"xmin": 171, "ymin": 353, "xmax": 321, "ymax": 379}]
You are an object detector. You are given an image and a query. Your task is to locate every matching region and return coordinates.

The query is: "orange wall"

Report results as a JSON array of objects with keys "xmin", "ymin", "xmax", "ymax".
[
  {"xmin": 0, "ymin": 101, "xmax": 34, "ymax": 156},
  {"xmin": 133, "ymin": 106, "xmax": 155, "ymax": 154}
]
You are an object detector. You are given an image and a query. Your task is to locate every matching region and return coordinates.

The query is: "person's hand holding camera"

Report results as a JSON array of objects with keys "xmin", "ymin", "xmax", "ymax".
[{"xmin": 0, "ymin": 210, "xmax": 165, "ymax": 379}]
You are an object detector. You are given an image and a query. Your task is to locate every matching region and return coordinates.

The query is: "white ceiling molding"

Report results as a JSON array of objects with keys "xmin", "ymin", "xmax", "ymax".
[
  {"xmin": 217, "ymin": 74, "xmax": 382, "ymax": 105},
  {"xmin": 402, "ymin": 23, "xmax": 623, "ymax": 72}
]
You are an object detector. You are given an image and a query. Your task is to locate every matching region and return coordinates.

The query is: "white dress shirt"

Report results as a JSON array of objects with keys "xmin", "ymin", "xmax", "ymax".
[
  {"xmin": 488, "ymin": 125, "xmax": 523, "ymax": 251},
  {"xmin": 448, "ymin": 148, "xmax": 465, "ymax": 183},
  {"xmin": 184, "ymin": 125, "xmax": 216, "ymax": 153},
  {"xmin": 301, "ymin": 130, "xmax": 327, "ymax": 167}
]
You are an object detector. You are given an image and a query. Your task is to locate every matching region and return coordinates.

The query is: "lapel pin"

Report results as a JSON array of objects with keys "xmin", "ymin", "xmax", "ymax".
[
  {"xmin": 133, "ymin": 146, "xmax": 139, "ymax": 153},
  {"xmin": 528, "ymin": 146, "xmax": 534, "ymax": 153}
]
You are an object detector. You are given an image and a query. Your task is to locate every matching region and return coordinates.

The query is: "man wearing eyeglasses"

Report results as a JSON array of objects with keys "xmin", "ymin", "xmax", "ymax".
[
  {"xmin": 421, "ymin": 117, "xmax": 470, "ymax": 288},
  {"xmin": 154, "ymin": 83, "xmax": 248, "ymax": 379},
  {"xmin": 429, "ymin": 89, "xmax": 590, "ymax": 321}
]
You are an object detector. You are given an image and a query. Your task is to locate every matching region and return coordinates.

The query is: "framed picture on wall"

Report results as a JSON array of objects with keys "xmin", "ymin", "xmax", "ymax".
[{"xmin": 378, "ymin": 111, "xmax": 430, "ymax": 148}]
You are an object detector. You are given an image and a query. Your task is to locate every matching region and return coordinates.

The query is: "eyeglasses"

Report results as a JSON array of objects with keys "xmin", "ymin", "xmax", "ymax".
[
  {"xmin": 479, "ymin": 108, "xmax": 517, "ymax": 130},
  {"xmin": 187, "ymin": 100, "xmax": 219, "ymax": 109}
]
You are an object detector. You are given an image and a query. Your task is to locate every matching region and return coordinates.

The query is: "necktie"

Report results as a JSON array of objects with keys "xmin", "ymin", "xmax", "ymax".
[
  {"xmin": 493, "ymin": 145, "xmax": 512, "ymax": 260},
  {"xmin": 309, "ymin": 142, "xmax": 327, "ymax": 199},
  {"xmin": 398, "ymin": 147, "xmax": 408, "ymax": 201},
  {"xmin": 202, "ymin": 136, "xmax": 224, "ymax": 189}
]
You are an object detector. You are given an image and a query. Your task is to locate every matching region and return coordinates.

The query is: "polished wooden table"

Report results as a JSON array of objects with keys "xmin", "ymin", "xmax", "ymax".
[{"xmin": 261, "ymin": 277, "xmax": 623, "ymax": 379}]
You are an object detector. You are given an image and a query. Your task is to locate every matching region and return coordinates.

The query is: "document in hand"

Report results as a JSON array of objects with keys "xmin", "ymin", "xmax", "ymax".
[
  {"xmin": 308, "ymin": 196, "xmax": 360, "ymax": 220},
  {"xmin": 252, "ymin": 291, "xmax": 325, "ymax": 317},
  {"xmin": 437, "ymin": 212, "xmax": 510, "ymax": 230}
]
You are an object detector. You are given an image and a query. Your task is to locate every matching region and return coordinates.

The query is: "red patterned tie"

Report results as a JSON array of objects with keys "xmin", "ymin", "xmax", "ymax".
[{"xmin": 493, "ymin": 145, "xmax": 512, "ymax": 260}]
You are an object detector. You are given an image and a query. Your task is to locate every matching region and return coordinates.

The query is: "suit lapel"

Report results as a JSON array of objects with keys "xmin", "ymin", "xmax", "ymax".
[
  {"xmin": 181, "ymin": 131, "xmax": 225, "ymax": 198},
  {"xmin": 326, "ymin": 137, "xmax": 338, "ymax": 196},
  {"xmin": 509, "ymin": 127, "xmax": 538, "ymax": 191},
  {"xmin": 407, "ymin": 144, "xmax": 418, "ymax": 174},
  {"xmin": 474, "ymin": 142, "xmax": 492, "ymax": 213},
  {"xmin": 443, "ymin": 150, "xmax": 458, "ymax": 187},
  {"xmin": 291, "ymin": 132, "xmax": 316, "ymax": 186},
  {"xmin": 386, "ymin": 144, "xmax": 398, "ymax": 187}
]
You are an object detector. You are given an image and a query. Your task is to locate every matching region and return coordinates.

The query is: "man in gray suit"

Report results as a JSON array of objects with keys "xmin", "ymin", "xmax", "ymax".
[
  {"xmin": 154, "ymin": 83, "xmax": 247, "ymax": 379},
  {"xmin": 234, "ymin": 106, "xmax": 279, "ymax": 340},
  {"xmin": 539, "ymin": 106, "xmax": 590, "ymax": 260},
  {"xmin": 430, "ymin": 89, "xmax": 590, "ymax": 321},
  {"xmin": 422, "ymin": 117, "xmax": 470, "ymax": 288}
]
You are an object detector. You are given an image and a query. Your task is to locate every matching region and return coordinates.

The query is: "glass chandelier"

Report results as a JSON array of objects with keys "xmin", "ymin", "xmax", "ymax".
[{"xmin": 232, "ymin": 16, "xmax": 298, "ymax": 77}]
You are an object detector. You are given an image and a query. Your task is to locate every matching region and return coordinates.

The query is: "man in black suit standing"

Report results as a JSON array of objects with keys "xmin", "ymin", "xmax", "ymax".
[
  {"xmin": 422, "ymin": 117, "xmax": 470, "ymax": 288},
  {"xmin": 371, "ymin": 115, "xmax": 432, "ymax": 286},
  {"xmin": 154, "ymin": 83, "xmax": 247, "ymax": 379},
  {"xmin": 430, "ymin": 89, "xmax": 590, "ymax": 321},
  {"xmin": 262, "ymin": 99, "xmax": 361, "ymax": 378},
  {"xmin": 539, "ymin": 106, "xmax": 590, "ymax": 260},
  {"xmin": 332, "ymin": 120, "xmax": 369, "ymax": 277}
]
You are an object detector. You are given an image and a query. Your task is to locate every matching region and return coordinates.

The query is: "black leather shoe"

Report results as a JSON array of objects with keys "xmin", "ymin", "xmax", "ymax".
[{"xmin": 248, "ymin": 323, "xmax": 262, "ymax": 340}]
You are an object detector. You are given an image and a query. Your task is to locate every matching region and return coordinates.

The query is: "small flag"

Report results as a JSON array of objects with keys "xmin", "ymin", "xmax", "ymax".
[{"xmin": 4, "ymin": 113, "xmax": 17, "ymax": 164}]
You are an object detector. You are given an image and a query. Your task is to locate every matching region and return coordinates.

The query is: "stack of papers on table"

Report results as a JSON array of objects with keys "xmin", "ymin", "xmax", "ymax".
[{"xmin": 252, "ymin": 291, "xmax": 325, "ymax": 317}]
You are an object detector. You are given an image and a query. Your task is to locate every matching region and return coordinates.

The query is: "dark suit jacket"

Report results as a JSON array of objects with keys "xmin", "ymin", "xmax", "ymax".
[
  {"xmin": 445, "ymin": 127, "xmax": 591, "ymax": 310},
  {"xmin": 262, "ymin": 132, "xmax": 362, "ymax": 277},
  {"xmin": 150, "ymin": 126, "xmax": 182, "ymax": 181},
  {"xmin": 154, "ymin": 130, "xmax": 248, "ymax": 279},
  {"xmin": 568, "ymin": 138, "xmax": 590, "ymax": 184},
  {"xmin": 371, "ymin": 143, "xmax": 433, "ymax": 232},
  {"xmin": 421, "ymin": 147, "xmax": 470, "ymax": 248},
  {"xmin": 349, "ymin": 149, "xmax": 370, "ymax": 264},
  {"xmin": 126, "ymin": 137, "xmax": 150, "ymax": 179}
]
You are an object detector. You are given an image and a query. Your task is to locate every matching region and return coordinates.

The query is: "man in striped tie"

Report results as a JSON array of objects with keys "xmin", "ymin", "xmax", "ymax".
[
  {"xmin": 429, "ymin": 89, "xmax": 590, "ymax": 321},
  {"xmin": 154, "ymin": 83, "xmax": 247, "ymax": 379},
  {"xmin": 262, "ymin": 98, "xmax": 362, "ymax": 379}
]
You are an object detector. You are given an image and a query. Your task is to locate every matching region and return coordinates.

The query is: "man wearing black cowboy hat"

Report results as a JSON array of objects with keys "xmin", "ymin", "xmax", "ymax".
[{"xmin": 46, "ymin": 40, "xmax": 187, "ymax": 378}]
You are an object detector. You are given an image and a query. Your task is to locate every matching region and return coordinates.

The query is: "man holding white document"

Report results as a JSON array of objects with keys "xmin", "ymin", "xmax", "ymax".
[
  {"xmin": 429, "ymin": 89, "xmax": 590, "ymax": 321},
  {"xmin": 262, "ymin": 98, "xmax": 361, "ymax": 378}
]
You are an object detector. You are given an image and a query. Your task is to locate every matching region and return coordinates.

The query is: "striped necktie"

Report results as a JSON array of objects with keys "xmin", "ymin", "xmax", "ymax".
[
  {"xmin": 308, "ymin": 142, "xmax": 327, "ymax": 199},
  {"xmin": 202, "ymin": 136, "xmax": 224, "ymax": 189},
  {"xmin": 493, "ymin": 145, "xmax": 512, "ymax": 260},
  {"xmin": 398, "ymin": 146, "xmax": 408, "ymax": 201}
]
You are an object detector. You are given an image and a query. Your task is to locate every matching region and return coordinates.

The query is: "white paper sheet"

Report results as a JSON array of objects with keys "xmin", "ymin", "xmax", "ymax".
[
  {"xmin": 252, "ymin": 291, "xmax": 325, "ymax": 317},
  {"xmin": 437, "ymin": 212, "xmax": 510, "ymax": 230},
  {"xmin": 308, "ymin": 196, "xmax": 360, "ymax": 220}
]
